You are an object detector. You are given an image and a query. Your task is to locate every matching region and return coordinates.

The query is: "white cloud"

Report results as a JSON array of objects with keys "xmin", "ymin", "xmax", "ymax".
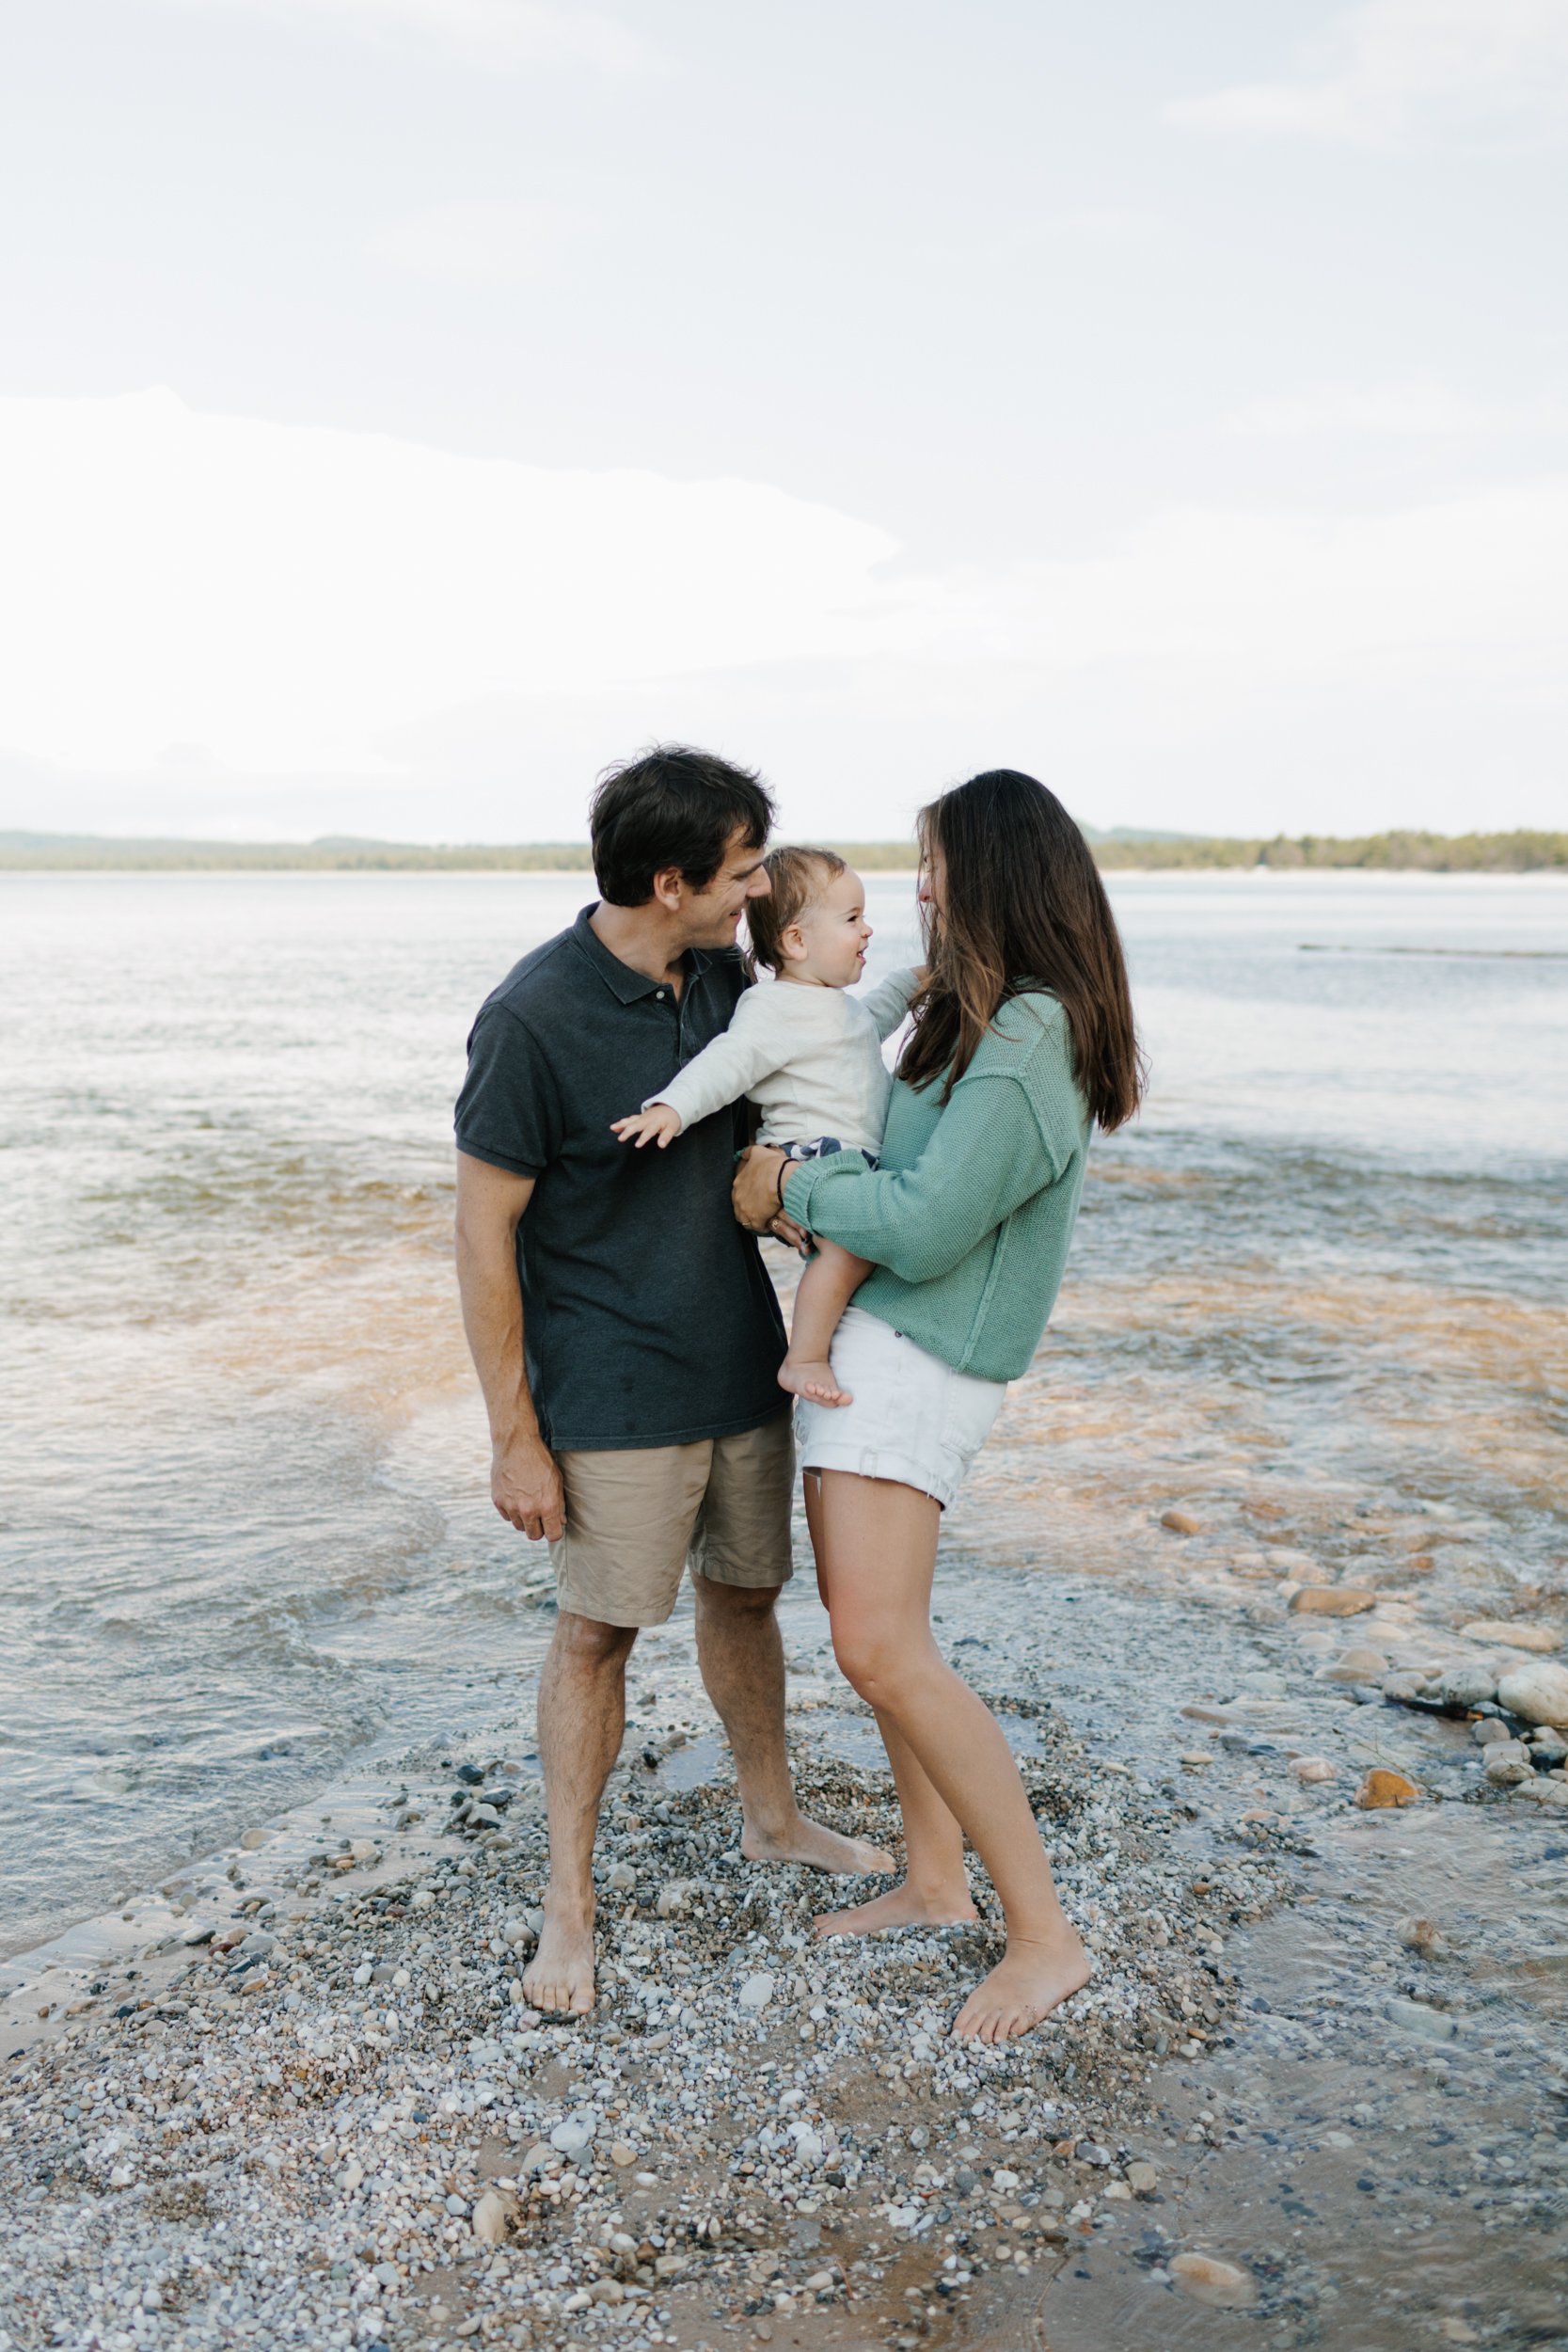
[
  {"xmin": 0, "ymin": 391, "xmax": 1563, "ymax": 833},
  {"xmin": 899, "ymin": 486, "xmax": 1568, "ymax": 683},
  {"xmin": 0, "ymin": 390, "xmax": 897, "ymax": 775},
  {"xmin": 1169, "ymin": 0, "xmax": 1568, "ymax": 150},
  {"xmin": 373, "ymin": 200, "xmax": 578, "ymax": 283},
  {"xmin": 175, "ymin": 0, "xmax": 646, "ymax": 70}
]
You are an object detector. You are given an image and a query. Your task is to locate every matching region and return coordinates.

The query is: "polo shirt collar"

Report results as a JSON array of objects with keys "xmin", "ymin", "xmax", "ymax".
[{"xmin": 570, "ymin": 903, "xmax": 711, "ymax": 1004}]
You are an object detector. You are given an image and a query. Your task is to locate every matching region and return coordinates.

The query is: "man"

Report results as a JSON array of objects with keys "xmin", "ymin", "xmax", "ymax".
[{"xmin": 454, "ymin": 744, "xmax": 890, "ymax": 2015}]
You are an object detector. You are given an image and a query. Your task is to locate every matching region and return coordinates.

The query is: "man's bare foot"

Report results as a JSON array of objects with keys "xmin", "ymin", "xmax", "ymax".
[
  {"xmin": 776, "ymin": 1357, "xmax": 852, "ymax": 1406},
  {"xmin": 741, "ymin": 1815, "xmax": 894, "ymax": 1874},
  {"xmin": 952, "ymin": 1927, "xmax": 1091, "ymax": 2042},
  {"xmin": 813, "ymin": 1879, "xmax": 980, "ymax": 1940},
  {"xmin": 521, "ymin": 1898, "xmax": 596, "ymax": 2015}
]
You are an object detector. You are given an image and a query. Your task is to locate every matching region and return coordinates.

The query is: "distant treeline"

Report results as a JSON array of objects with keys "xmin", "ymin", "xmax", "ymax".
[
  {"xmin": 1, "ymin": 828, "xmax": 1563, "ymax": 874},
  {"xmin": 1092, "ymin": 829, "xmax": 1568, "ymax": 873}
]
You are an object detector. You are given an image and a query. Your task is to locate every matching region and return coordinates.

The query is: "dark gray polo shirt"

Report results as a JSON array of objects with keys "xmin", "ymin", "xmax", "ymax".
[{"xmin": 454, "ymin": 905, "xmax": 787, "ymax": 1453}]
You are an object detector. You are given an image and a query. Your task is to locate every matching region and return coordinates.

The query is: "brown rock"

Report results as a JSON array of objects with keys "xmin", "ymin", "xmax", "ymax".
[
  {"xmin": 1169, "ymin": 2252, "xmax": 1257, "ymax": 2309},
  {"xmin": 1355, "ymin": 1768, "xmax": 1420, "ymax": 1809},
  {"xmin": 1398, "ymin": 1916, "xmax": 1443, "ymax": 1956},
  {"xmin": 1290, "ymin": 1587, "xmax": 1376, "ymax": 1617},
  {"xmin": 1161, "ymin": 1510, "xmax": 1201, "ymax": 1535}
]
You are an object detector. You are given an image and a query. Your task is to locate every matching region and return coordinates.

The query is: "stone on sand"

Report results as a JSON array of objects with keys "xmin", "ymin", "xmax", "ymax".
[
  {"xmin": 1439, "ymin": 1666, "xmax": 1497, "ymax": 1709},
  {"xmin": 1290, "ymin": 1756, "xmax": 1338, "ymax": 1784},
  {"xmin": 1497, "ymin": 1662, "xmax": 1568, "ymax": 1729},
  {"xmin": 1461, "ymin": 1620, "xmax": 1560, "ymax": 1654},
  {"xmin": 1161, "ymin": 1510, "xmax": 1201, "ymax": 1535},
  {"xmin": 470, "ymin": 2188, "xmax": 516, "ymax": 2243},
  {"xmin": 1290, "ymin": 1587, "xmax": 1376, "ymax": 1617},
  {"xmin": 1355, "ymin": 1769, "xmax": 1419, "ymax": 1809},
  {"xmin": 1321, "ymin": 1647, "xmax": 1388, "ymax": 1683},
  {"xmin": 1169, "ymin": 2252, "xmax": 1257, "ymax": 2308}
]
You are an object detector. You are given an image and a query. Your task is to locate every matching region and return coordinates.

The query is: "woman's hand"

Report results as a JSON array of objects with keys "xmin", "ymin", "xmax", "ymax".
[{"xmin": 732, "ymin": 1144, "xmax": 808, "ymax": 1250}]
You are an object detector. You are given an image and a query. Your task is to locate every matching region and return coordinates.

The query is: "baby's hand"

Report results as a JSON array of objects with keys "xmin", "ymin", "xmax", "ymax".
[{"xmin": 610, "ymin": 1103, "xmax": 683, "ymax": 1150}]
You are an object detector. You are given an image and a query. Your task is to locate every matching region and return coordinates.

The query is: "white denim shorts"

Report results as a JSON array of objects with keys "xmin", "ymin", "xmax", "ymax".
[{"xmin": 793, "ymin": 1306, "xmax": 1006, "ymax": 1510}]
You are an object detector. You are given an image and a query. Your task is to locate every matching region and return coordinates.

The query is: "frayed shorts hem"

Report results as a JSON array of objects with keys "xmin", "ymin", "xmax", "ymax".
[{"xmin": 800, "ymin": 1448, "xmax": 959, "ymax": 1511}]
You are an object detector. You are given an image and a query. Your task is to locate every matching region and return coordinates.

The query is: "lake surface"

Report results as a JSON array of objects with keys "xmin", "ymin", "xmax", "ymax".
[{"xmin": 2, "ymin": 869, "xmax": 1565, "ymax": 1956}]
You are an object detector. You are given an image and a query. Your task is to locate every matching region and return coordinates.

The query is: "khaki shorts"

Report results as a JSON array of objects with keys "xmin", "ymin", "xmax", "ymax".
[{"xmin": 547, "ymin": 1411, "xmax": 794, "ymax": 1629}]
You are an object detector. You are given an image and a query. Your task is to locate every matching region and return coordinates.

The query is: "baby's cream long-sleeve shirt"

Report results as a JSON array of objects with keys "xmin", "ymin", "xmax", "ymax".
[{"xmin": 649, "ymin": 968, "xmax": 921, "ymax": 1156}]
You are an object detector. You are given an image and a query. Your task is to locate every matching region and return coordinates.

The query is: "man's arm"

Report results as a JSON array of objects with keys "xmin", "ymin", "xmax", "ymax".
[{"xmin": 454, "ymin": 1150, "xmax": 564, "ymax": 1542}]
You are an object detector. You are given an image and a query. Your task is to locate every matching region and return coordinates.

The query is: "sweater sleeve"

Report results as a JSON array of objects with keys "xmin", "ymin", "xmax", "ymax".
[
  {"xmin": 643, "ymin": 989, "xmax": 792, "ymax": 1134},
  {"xmin": 783, "ymin": 1065, "xmax": 1068, "ymax": 1284},
  {"xmin": 858, "ymin": 967, "xmax": 922, "ymax": 1042}
]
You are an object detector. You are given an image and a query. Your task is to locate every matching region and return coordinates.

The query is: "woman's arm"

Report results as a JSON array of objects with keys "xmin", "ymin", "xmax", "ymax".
[{"xmin": 781, "ymin": 1071, "xmax": 1069, "ymax": 1285}]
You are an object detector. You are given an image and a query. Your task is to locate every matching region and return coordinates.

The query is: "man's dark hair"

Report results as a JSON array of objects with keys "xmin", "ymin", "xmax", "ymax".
[{"xmin": 589, "ymin": 744, "xmax": 775, "ymax": 907}]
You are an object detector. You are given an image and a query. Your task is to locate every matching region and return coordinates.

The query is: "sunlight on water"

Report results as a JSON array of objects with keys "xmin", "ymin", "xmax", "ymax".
[{"xmin": 1, "ymin": 869, "xmax": 1564, "ymax": 1955}]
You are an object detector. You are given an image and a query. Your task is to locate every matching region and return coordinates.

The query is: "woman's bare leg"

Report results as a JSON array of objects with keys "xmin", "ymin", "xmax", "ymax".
[
  {"xmin": 806, "ymin": 1465, "xmax": 976, "ymax": 1931},
  {"xmin": 777, "ymin": 1239, "xmax": 873, "ymax": 1406},
  {"xmin": 808, "ymin": 1469, "xmax": 1090, "ymax": 2042}
]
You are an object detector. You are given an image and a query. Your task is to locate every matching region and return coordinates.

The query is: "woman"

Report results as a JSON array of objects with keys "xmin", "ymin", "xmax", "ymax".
[{"xmin": 732, "ymin": 770, "xmax": 1143, "ymax": 2042}]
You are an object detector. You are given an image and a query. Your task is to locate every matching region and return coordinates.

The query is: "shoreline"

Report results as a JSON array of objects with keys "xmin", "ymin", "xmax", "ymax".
[
  {"xmin": 6, "ymin": 866, "xmax": 1568, "ymax": 883},
  {"xmin": 5, "ymin": 1534, "xmax": 1565, "ymax": 2351}
]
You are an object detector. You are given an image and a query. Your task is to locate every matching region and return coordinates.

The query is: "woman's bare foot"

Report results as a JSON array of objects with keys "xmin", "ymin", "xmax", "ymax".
[
  {"xmin": 741, "ymin": 1815, "xmax": 894, "ymax": 1874},
  {"xmin": 952, "ymin": 1926, "xmax": 1091, "ymax": 2042},
  {"xmin": 521, "ymin": 1897, "xmax": 596, "ymax": 2015},
  {"xmin": 813, "ymin": 1879, "xmax": 980, "ymax": 1940},
  {"xmin": 776, "ymin": 1356, "xmax": 852, "ymax": 1406}
]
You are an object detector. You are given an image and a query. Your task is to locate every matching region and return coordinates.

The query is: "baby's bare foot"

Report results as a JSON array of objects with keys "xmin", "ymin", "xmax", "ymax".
[
  {"xmin": 952, "ymin": 1927, "xmax": 1091, "ymax": 2042},
  {"xmin": 741, "ymin": 1815, "xmax": 893, "ymax": 1874},
  {"xmin": 814, "ymin": 1879, "xmax": 979, "ymax": 1940},
  {"xmin": 777, "ymin": 1358, "xmax": 852, "ymax": 1406},
  {"xmin": 521, "ymin": 1898, "xmax": 596, "ymax": 2016}
]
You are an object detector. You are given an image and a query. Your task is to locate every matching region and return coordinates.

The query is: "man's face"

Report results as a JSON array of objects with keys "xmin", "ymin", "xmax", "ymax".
[{"xmin": 678, "ymin": 827, "xmax": 771, "ymax": 950}]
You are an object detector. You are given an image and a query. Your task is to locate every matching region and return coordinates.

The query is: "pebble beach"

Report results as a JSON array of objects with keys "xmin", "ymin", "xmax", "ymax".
[{"xmin": 5, "ymin": 1496, "xmax": 1567, "ymax": 2352}]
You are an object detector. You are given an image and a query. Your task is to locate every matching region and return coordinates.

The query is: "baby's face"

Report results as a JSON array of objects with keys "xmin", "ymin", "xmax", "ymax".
[{"xmin": 796, "ymin": 866, "xmax": 872, "ymax": 987}]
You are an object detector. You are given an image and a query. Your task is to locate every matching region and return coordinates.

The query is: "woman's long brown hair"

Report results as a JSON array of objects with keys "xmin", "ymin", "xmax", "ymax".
[{"xmin": 898, "ymin": 770, "xmax": 1145, "ymax": 1131}]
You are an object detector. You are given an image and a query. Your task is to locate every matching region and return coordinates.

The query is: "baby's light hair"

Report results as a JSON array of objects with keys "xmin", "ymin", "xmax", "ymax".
[{"xmin": 745, "ymin": 845, "xmax": 847, "ymax": 975}]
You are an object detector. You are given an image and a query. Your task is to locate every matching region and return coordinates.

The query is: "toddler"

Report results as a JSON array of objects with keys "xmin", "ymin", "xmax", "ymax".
[{"xmin": 612, "ymin": 847, "xmax": 920, "ymax": 1406}]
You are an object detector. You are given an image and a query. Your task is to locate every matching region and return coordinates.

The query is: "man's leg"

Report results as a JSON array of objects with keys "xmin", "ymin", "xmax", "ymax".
[
  {"xmin": 523, "ymin": 1610, "xmax": 637, "ymax": 2014},
  {"xmin": 690, "ymin": 1572, "xmax": 893, "ymax": 1873},
  {"xmin": 528, "ymin": 1442, "xmax": 700, "ymax": 2010}
]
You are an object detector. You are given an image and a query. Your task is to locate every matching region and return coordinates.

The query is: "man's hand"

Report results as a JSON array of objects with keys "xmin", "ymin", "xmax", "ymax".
[
  {"xmin": 610, "ymin": 1102, "xmax": 682, "ymax": 1150},
  {"xmin": 732, "ymin": 1143, "xmax": 807, "ymax": 1250},
  {"xmin": 491, "ymin": 1430, "xmax": 565, "ymax": 1542}
]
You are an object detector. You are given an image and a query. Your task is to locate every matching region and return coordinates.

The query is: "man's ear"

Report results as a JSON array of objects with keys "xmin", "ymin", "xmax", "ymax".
[{"xmin": 650, "ymin": 865, "xmax": 687, "ymax": 914}]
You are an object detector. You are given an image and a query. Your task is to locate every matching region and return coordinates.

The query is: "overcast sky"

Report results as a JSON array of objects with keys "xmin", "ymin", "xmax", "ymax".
[{"xmin": 3, "ymin": 0, "xmax": 1566, "ymax": 842}]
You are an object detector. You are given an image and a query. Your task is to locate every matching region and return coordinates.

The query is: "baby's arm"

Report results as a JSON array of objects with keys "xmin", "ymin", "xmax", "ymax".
[
  {"xmin": 610, "ymin": 988, "xmax": 791, "ymax": 1147},
  {"xmin": 860, "ymin": 965, "xmax": 925, "ymax": 1041},
  {"xmin": 611, "ymin": 1102, "xmax": 683, "ymax": 1150}
]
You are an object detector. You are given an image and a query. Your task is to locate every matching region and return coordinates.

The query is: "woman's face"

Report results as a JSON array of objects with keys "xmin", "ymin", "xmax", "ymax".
[{"xmin": 918, "ymin": 841, "xmax": 946, "ymax": 919}]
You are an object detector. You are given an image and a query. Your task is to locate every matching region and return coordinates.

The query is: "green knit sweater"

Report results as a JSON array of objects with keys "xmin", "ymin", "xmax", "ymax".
[{"xmin": 782, "ymin": 990, "xmax": 1091, "ymax": 1382}]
